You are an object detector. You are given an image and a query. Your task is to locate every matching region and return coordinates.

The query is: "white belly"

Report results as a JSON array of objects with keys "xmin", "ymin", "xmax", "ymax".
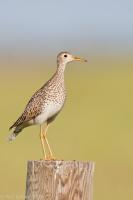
[{"xmin": 34, "ymin": 102, "xmax": 63, "ymax": 124}]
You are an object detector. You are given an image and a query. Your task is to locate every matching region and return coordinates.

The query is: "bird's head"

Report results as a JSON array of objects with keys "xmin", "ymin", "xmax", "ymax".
[{"xmin": 57, "ymin": 52, "xmax": 87, "ymax": 66}]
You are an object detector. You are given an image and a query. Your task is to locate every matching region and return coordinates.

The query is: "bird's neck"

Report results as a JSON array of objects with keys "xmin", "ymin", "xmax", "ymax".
[
  {"xmin": 56, "ymin": 63, "xmax": 66, "ymax": 76},
  {"xmin": 52, "ymin": 63, "xmax": 66, "ymax": 87}
]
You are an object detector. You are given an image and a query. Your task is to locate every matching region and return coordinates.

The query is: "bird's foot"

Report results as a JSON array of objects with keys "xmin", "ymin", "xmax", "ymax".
[
  {"xmin": 41, "ymin": 154, "xmax": 59, "ymax": 160},
  {"xmin": 45, "ymin": 155, "xmax": 57, "ymax": 161}
]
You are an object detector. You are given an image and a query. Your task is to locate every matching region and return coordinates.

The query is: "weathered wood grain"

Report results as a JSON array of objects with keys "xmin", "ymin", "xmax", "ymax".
[{"xmin": 25, "ymin": 160, "xmax": 94, "ymax": 200}]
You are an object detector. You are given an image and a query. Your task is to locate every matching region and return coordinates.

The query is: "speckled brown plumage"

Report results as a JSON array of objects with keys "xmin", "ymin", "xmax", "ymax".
[{"xmin": 9, "ymin": 68, "xmax": 66, "ymax": 131}]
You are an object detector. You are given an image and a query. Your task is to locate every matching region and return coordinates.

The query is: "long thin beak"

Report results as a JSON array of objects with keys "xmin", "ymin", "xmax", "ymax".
[{"xmin": 74, "ymin": 56, "xmax": 87, "ymax": 62}]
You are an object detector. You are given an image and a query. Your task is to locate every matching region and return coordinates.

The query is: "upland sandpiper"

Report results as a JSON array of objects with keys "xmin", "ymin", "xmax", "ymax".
[{"xmin": 8, "ymin": 52, "xmax": 87, "ymax": 160}]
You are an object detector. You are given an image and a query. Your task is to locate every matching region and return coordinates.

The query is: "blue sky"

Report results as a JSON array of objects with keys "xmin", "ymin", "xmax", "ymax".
[{"xmin": 0, "ymin": 0, "xmax": 133, "ymax": 55}]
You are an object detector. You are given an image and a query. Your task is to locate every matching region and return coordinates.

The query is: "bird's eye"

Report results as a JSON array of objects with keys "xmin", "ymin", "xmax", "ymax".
[{"xmin": 64, "ymin": 54, "xmax": 67, "ymax": 58}]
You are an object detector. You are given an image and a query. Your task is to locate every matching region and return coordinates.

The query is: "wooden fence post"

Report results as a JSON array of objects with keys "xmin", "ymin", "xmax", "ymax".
[{"xmin": 25, "ymin": 160, "xmax": 94, "ymax": 200}]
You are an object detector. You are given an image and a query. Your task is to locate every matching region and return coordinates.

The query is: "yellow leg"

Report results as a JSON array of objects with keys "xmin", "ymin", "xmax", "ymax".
[
  {"xmin": 40, "ymin": 125, "xmax": 47, "ymax": 159},
  {"xmin": 42, "ymin": 123, "xmax": 55, "ymax": 160}
]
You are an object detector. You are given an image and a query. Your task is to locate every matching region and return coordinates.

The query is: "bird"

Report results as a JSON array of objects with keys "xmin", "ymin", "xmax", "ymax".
[{"xmin": 8, "ymin": 52, "xmax": 87, "ymax": 160}]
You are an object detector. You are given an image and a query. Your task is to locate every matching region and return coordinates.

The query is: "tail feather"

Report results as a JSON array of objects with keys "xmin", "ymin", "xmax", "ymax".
[
  {"xmin": 7, "ymin": 126, "xmax": 23, "ymax": 142},
  {"xmin": 7, "ymin": 132, "xmax": 16, "ymax": 142}
]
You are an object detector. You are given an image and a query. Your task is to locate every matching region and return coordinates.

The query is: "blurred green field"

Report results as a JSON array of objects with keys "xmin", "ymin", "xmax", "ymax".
[{"xmin": 1, "ymin": 58, "xmax": 133, "ymax": 200}]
